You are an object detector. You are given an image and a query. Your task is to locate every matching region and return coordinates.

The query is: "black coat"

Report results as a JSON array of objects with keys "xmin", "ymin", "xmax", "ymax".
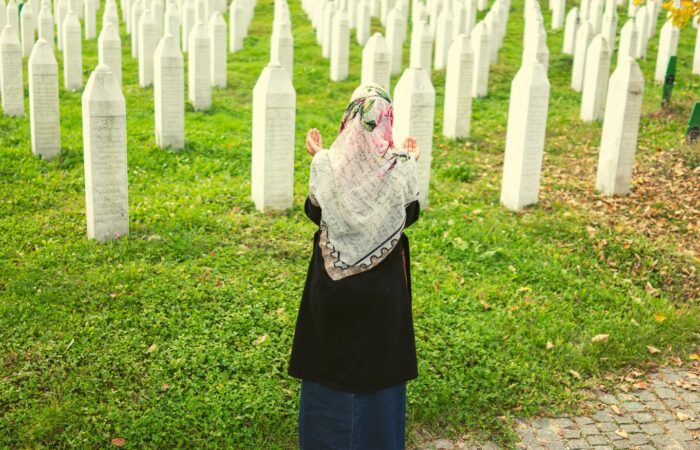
[{"xmin": 287, "ymin": 197, "xmax": 420, "ymax": 394}]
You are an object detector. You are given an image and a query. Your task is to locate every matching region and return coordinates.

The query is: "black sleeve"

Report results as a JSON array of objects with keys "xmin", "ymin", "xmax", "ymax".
[
  {"xmin": 304, "ymin": 197, "xmax": 322, "ymax": 226},
  {"xmin": 404, "ymin": 200, "xmax": 420, "ymax": 228}
]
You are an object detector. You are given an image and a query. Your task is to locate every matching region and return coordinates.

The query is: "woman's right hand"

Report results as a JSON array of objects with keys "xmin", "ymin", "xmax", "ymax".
[
  {"xmin": 402, "ymin": 136, "xmax": 420, "ymax": 161},
  {"xmin": 306, "ymin": 128, "xmax": 323, "ymax": 156}
]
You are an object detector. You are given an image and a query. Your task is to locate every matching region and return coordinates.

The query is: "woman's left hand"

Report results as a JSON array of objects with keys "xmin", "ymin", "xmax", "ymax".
[
  {"xmin": 306, "ymin": 128, "xmax": 323, "ymax": 157},
  {"xmin": 402, "ymin": 137, "xmax": 420, "ymax": 161}
]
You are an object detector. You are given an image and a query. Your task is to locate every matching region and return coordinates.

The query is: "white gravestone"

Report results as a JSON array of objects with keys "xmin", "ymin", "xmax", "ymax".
[
  {"xmin": 82, "ymin": 64, "xmax": 129, "ymax": 242},
  {"xmin": 154, "ymin": 34, "xmax": 185, "ymax": 149},
  {"xmin": 63, "ymin": 12, "xmax": 82, "ymax": 90},
  {"xmin": 571, "ymin": 20, "xmax": 593, "ymax": 91},
  {"xmin": 6, "ymin": 0, "xmax": 18, "ymax": 33},
  {"xmin": 85, "ymin": 0, "xmax": 97, "ymax": 39},
  {"xmin": 356, "ymin": 0, "xmax": 370, "ymax": 45},
  {"xmin": 580, "ymin": 0, "xmax": 590, "ymax": 20},
  {"xmin": 0, "ymin": 1, "xmax": 6, "ymax": 32},
  {"xmin": 443, "ymin": 34, "xmax": 474, "ymax": 139},
  {"xmin": 627, "ymin": 0, "xmax": 636, "ymax": 17},
  {"xmin": 551, "ymin": 0, "xmax": 565, "ymax": 29},
  {"xmin": 595, "ymin": 58, "xmax": 644, "ymax": 196},
  {"xmin": 562, "ymin": 6, "xmax": 578, "ymax": 54},
  {"xmin": 477, "ymin": 0, "xmax": 488, "ymax": 11},
  {"xmin": 20, "ymin": 4, "xmax": 34, "ymax": 58},
  {"xmin": 69, "ymin": 0, "xmax": 83, "ymax": 18},
  {"xmin": 138, "ymin": 10, "xmax": 158, "ymax": 87},
  {"xmin": 330, "ymin": 10, "xmax": 349, "ymax": 81},
  {"xmin": 37, "ymin": 1, "xmax": 53, "ymax": 48},
  {"xmin": 29, "ymin": 39, "xmax": 60, "ymax": 158},
  {"xmin": 654, "ymin": 20, "xmax": 679, "ymax": 82},
  {"xmin": 452, "ymin": 0, "xmax": 467, "ymax": 41},
  {"xmin": 523, "ymin": 20, "xmax": 549, "ymax": 72},
  {"xmin": 600, "ymin": 1, "xmax": 617, "ymax": 53},
  {"xmin": 209, "ymin": 12, "xmax": 226, "ymax": 87},
  {"xmin": 271, "ymin": 17, "xmax": 293, "ymax": 80},
  {"xmin": 470, "ymin": 21, "xmax": 490, "ymax": 97},
  {"xmin": 56, "ymin": 0, "xmax": 68, "ymax": 50},
  {"xmin": 433, "ymin": 4, "xmax": 452, "ymax": 70},
  {"xmin": 485, "ymin": 12, "xmax": 499, "ymax": 64},
  {"xmin": 251, "ymin": 62, "xmax": 296, "ymax": 212},
  {"xmin": 98, "ymin": 22, "xmax": 122, "ymax": 87},
  {"xmin": 181, "ymin": 0, "xmax": 195, "ymax": 51},
  {"xmin": 500, "ymin": 59, "xmax": 550, "ymax": 211},
  {"xmin": 361, "ymin": 32, "xmax": 391, "ymax": 89},
  {"xmin": 580, "ymin": 35, "xmax": 611, "ymax": 121},
  {"xmin": 694, "ymin": 26, "xmax": 700, "ymax": 75},
  {"xmin": 321, "ymin": 1, "xmax": 334, "ymax": 59},
  {"xmin": 188, "ymin": 22, "xmax": 211, "ymax": 110},
  {"xmin": 588, "ymin": 0, "xmax": 603, "ymax": 32},
  {"xmin": 409, "ymin": 19, "xmax": 432, "ymax": 72},
  {"xmin": 228, "ymin": 2, "xmax": 245, "ymax": 53},
  {"xmin": 164, "ymin": 2, "xmax": 180, "ymax": 47},
  {"xmin": 393, "ymin": 66, "xmax": 435, "ymax": 207},
  {"xmin": 386, "ymin": 6, "xmax": 406, "ymax": 75},
  {"xmin": 634, "ymin": 5, "xmax": 649, "ymax": 59},
  {"xmin": 0, "ymin": 25, "xmax": 23, "ymax": 116},
  {"xmin": 103, "ymin": 5, "xmax": 120, "ymax": 29},
  {"xmin": 617, "ymin": 19, "xmax": 637, "ymax": 67},
  {"xmin": 130, "ymin": 0, "xmax": 144, "ymax": 57}
]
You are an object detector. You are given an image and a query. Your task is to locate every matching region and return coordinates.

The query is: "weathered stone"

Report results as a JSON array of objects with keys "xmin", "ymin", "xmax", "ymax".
[
  {"xmin": 470, "ymin": 21, "xmax": 490, "ymax": 97},
  {"xmin": 62, "ymin": 11, "xmax": 82, "ymax": 90},
  {"xmin": 187, "ymin": 21, "xmax": 211, "ymax": 110},
  {"xmin": 98, "ymin": 23, "xmax": 122, "ymax": 88},
  {"xmin": 209, "ymin": 11, "xmax": 226, "ymax": 87},
  {"xmin": 443, "ymin": 34, "xmax": 474, "ymax": 139},
  {"xmin": 154, "ymin": 34, "xmax": 185, "ymax": 150},
  {"xmin": 28, "ymin": 38, "xmax": 59, "ymax": 158},
  {"xmin": 329, "ymin": 9, "xmax": 349, "ymax": 81},
  {"xmin": 580, "ymin": 35, "xmax": 611, "ymax": 121},
  {"xmin": 571, "ymin": 19, "xmax": 593, "ymax": 92}
]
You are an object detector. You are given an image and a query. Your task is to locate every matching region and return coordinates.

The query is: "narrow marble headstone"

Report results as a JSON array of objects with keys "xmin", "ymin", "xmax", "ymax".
[
  {"xmin": 181, "ymin": 0, "xmax": 195, "ymax": 51},
  {"xmin": 580, "ymin": 35, "xmax": 611, "ymax": 121},
  {"xmin": 0, "ymin": 1, "xmax": 6, "ymax": 32},
  {"xmin": 209, "ymin": 12, "xmax": 226, "ymax": 87},
  {"xmin": 627, "ymin": 0, "xmax": 636, "ymax": 17},
  {"xmin": 571, "ymin": 20, "xmax": 593, "ymax": 91},
  {"xmin": 500, "ymin": 59, "xmax": 550, "ymax": 211},
  {"xmin": 19, "ymin": 4, "xmax": 35, "ymax": 58},
  {"xmin": 551, "ymin": 0, "xmax": 565, "ymax": 29},
  {"xmin": 393, "ymin": 66, "xmax": 435, "ymax": 207},
  {"xmin": 601, "ymin": 2, "xmax": 617, "ymax": 52},
  {"xmin": 470, "ymin": 21, "xmax": 490, "ymax": 97},
  {"xmin": 55, "ymin": 0, "xmax": 68, "ymax": 50},
  {"xmin": 188, "ymin": 21, "xmax": 211, "ymax": 110},
  {"xmin": 433, "ymin": 4, "xmax": 452, "ymax": 70},
  {"xmin": 386, "ymin": 6, "xmax": 406, "ymax": 75},
  {"xmin": 634, "ymin": 5, "xmax": 649, "ymax": 59},
  {"xmin": 84, "ymin": 0, "xmax": 97, "ymax": 39},
  {"xmin": 103, "ymin": 4, "xmax": 120, "ymax": 29},
  {"xmin": 361, "ymin": 32, "xmax": 390, "ymax": 89},
  {"xmin": 452, "ymin": 0, "xmax": 467, "ymax": 41},
  {"xmin": 654, "ymin": 20, "xmax": 679, "ymax": 82},
  {"xmin": 356, "ymin": 0, "xmax": 370, "ymax": 44},
  {"xmin": 138, "ymin": 10, "xmax": 158, "ymax": 87},
  {"xmin": 70, "ymin": 0, "xmax": 83, "ymax": 18},
  {"xmin": 154, "ymin": 34, "xmax": 184, "ymax": 149},
  {"xmin": 82, "ymin": 64, "xmax": 129, "ymax": 242},
  {"xmin": 28, "ymin": 39, "xmax": 60, "ymax": 158},
  {"xmin": 522, "ymin": 19, "xmax": 549, "ymax": 72},
  {"xmin": 588, "ymin": 0, "xmax": 603, "ymax": 32},
  {"xmin": 164, "ymin": 1, "xmax": 180, "ymax": 46},
  {"xmin": 130, "ymin": 0, "xmax": 144, "ymax": 57},
  {"xmin": 98, "ymin": 22, "xmax": 122, "ymax": 87},
  {"xmin": 562, "ymin": 7, "xmax": 578, "ymax": 54},
  {"xmin": 37, "ymin": 1, "xmax": 52, "ymax": 47},
  {"xmin": 321, "ymin": 1, "xmax": 334, "ymax": 58},
  {"xmin": 443, "ymin": 34, "xmax": 474, "ymax": 139},
  {"xmin": 617, "ymin": 19, "xmax": 637, "ymax": 67},
  {"xmin": 409, "ymin": 19, "xmax": 432, "ymax": 72},
  {"xmin": 6, "ymin": 0, "xmax": 18, "ymax": 33},
  {"xmin": 271, "ymin": 17, "xmax": 293, "ymax": 80},
  {"xmin": 251, "ymin": 62, "xmax": 296, "ymax": 212},
  {"xmin": 646, "ymin": 0, "xmax": 659, "ymax": 38},
  {"xmin": 0, "ymin": 25, "xmax": 23, "ymax": 115},
  {"xmin": 595, "ymin": 57, "xmax": 644, "ymax": 196},
  {"xmin": 694, "ymin": 26, "xmax": 700, "ymax": 75},
  {"xmin": 63, "ymin": 12, "xmax": 82, "ymax": 90},
  {"xmin": 477, "ymin": 0, "xmax": 488, "ymax": 11},
  {"xmin": 330, "ymin": 10, "xmax": 349, "ymax": 81}
]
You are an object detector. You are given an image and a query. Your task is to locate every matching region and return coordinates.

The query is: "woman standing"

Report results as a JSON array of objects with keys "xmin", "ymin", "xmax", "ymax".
[{"xmin": 288, "ymin": 84, "xmax": 421, "ymax": 449}]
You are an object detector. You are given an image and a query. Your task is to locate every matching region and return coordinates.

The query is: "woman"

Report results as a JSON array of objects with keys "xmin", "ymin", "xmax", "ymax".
[{"xmin": 288, "ymin": 84, "xmax": 421, "ymax": 449}]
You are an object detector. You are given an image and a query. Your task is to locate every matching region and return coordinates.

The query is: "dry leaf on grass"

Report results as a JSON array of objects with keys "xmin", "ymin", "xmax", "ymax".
[
  {"xmin": 591, "ymin": 334, "xmax": 609, "ymax": 343},
  {"xmin": 647, "ymin": 346, "xmax": 661, "ymax": 354},
  {"xmin": 111, "ymin": 438, "xmax": 126, "ymax": 447}
]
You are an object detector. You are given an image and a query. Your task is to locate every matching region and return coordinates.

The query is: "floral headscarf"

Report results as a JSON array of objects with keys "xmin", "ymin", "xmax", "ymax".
[{"xmin": 309, "ymin": 84, "xmax": 419, "ymax": 281}]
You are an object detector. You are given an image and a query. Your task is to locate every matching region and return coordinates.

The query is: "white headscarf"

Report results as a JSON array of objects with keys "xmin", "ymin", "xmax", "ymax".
[{"xmin": 309, "ymin": 84, "xmax": 419, "ymax": 281}]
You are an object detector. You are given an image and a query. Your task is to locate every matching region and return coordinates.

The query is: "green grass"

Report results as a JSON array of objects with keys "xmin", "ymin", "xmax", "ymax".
[{"xmin": 1, "ymin": 0, "xmax": 699, "ymax": 447}]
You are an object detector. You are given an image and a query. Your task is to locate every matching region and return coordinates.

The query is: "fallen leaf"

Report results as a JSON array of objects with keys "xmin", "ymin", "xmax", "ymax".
[
  {"xmin": 653, "ymin": 313, "xmax": 667, "ymax": 322},
  {"xmin": 592, "ymin": 334, "xmax": 609, "ymax": 343},
  {"xmin": 689, "ymin": 353, "xmax": 699, "ymax": 361},
  {"xmin": 611, "ymin": 404, "xmax": 622, "ymax": 415},
  {"xmin": 647, "ymin": 346, "xmax": 661, "ymax": 354},
  {"xmin": 677, "ymin": 411, "xmax": 691, "ymax": 421},
  {"xmin": 480, "ymin": 300, "xmax": 492, "ymax": 310},
  {"xmin": 546, "ymin": 341, "xmax": 554, "ymax": 349},
  {"xmin": 147, "ymin": 343, "xmax": 157, "ymax": 353},
  {"xmin": 615, "ymin": 429, "xmax": 629, "ymax": 439},
  {"xmin": 162, "ymin": 383, "xmax": 170, "ymax": 391},
  {"xmin": 111, "ymin": 438, "xmax": 126, "ymax": 447},
  {"xmin": 631, "ymin": 318, "xmax": 640, "ymax": 326},
  {"xmin": 570, "ymin": 370, "xmax": 581, "ymax": 379},
  {"xmin": 253, "ymin": 334, "xmax": 268, "ymax": 345}
]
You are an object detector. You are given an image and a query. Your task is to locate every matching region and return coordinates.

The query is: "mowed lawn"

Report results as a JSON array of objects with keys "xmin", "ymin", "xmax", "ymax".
[{"xmin": 1, "ymin": 0, "xmax": 699, "ymax": 447}]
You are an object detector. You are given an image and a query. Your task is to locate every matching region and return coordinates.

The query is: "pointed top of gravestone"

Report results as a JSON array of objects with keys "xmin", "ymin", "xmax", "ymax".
[
  {"xmin": 365, "ymin": 32, "xmax": 388, "ymax": 51},
  {"xmin": 209, "ymin": 10, "xmax": 226, "ymax": 27},
  {"xmin": 614, "ymin": 56, "xmax": 644, "ymax": 84},
  {"xmin": 100, "ymin": 22, "xmax": 120, "ymax": 41},
  {"xmin": 450, "ymin": 33, "xmax": 473, "ymax": 55},
  {"xmin": 28, "ymin": 38, "xmax": 57, "ymax": 68},
  {"xmin": 154, "ymin": 33, "xmax": 182, "ymax": 61},
  {"xmin": 588, "ymin": 33, "xmax": 610, "ymax": 53},
  {"xmin": 83, "ymin": 64, "xmax": 125, "ymax": 112},
  {"xmin": 0, "ymin": 25, "xmax": 20, "ymax": 46},
  {"xmin": 20, "ymin": 3, "xmax": 34, "ymax": 16},
  {"xmin": 515, "ymin": 57, "xmax": 550, "ymax": 90},
  {"xmin": 395, "ymin": 67, "xmax": 435, "ymax": 97},
  {"xmin": 253, "ymin": 62, "xmax": 295, "ymax": 103},
  {"xmin": 64, "ymin": 10, "xmax": 80, "ymax": 26}
]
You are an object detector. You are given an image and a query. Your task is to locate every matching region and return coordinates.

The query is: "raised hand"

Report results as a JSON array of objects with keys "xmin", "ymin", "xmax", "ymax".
[
  {"xmin": 305, "ymin": 128, "xmax": 323, "ymax": 156},
  {"xmin": 402, "ymin": 136, "xmax": 420, "ymax": 161}
]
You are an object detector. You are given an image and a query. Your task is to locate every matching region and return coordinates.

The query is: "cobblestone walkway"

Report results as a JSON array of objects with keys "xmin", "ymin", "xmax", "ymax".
[{"xmin": 416, "ymin": 365, "xmax": 700, "ymax": 449}]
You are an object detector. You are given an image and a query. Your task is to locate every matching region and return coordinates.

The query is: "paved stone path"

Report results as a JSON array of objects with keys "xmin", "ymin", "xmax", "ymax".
[{"xmin": 416, "ymin": 365, "xmax": 700, "ymax": 449}]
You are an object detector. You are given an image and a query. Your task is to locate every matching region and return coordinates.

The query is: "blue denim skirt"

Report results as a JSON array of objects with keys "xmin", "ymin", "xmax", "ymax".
[{"xmin": 298, "ymin": 380, "xmax": 407, "ymax": 450}]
